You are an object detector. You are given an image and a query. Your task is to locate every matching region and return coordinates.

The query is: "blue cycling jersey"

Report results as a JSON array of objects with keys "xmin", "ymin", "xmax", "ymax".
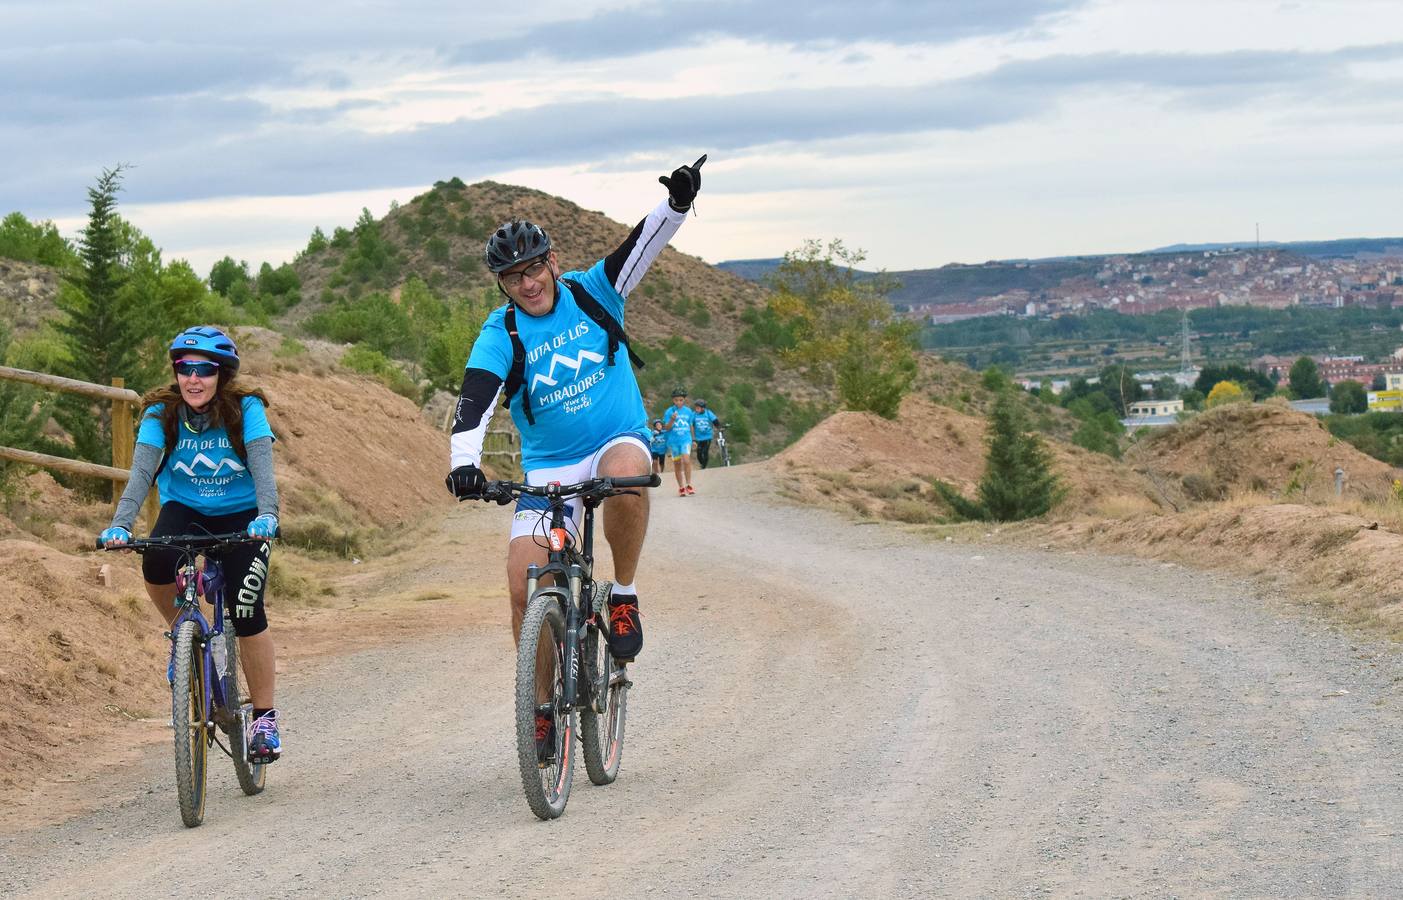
[
  {"xmin": 467, "ymin": 260, "xmax": 649, "ymax": 469},
  {"xmin": 692, "ymin": 408, "xmax": 719, "ymax": 440},
  {"xmin": 136, "ymin": 396, "xmax": 274, "ymax": 515},
  {"xmin": 649, "ymin": 430, "xmax": 668, "ymax": 454}
]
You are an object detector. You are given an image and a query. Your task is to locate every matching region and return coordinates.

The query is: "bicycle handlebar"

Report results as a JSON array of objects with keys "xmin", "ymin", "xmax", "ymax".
[
  {"xmin": 471, "ymin": 472, "xmax": 662, "ymax": 505},
  {"xmin": 97, "ymin": 532, "xmax": 272, "ymax": 552}
]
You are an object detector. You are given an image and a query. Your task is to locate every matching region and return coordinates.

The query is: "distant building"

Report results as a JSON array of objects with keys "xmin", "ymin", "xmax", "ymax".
[
  {"xmin": 1368, "ymin": 390, "xmax": 1403, "ymax": 412},
  {"xmin": 1127, "ymin": 399, "xmax": 1185, "ymax": 417}
]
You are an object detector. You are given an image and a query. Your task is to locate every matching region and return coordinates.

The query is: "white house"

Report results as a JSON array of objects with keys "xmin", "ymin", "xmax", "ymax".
[{"xmin": 1127, "ymin": 399, "xmax": 1185, "ymax": 417}]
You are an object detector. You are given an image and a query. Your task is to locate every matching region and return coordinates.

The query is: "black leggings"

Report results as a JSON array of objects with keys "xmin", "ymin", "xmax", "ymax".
[
  {"xmin": 696, "ymin": 439, "xmax": 712, "ymax": 469},
  {"xmin": 142, "ymin": 502, "xmax": 272, "ymax": 637}
]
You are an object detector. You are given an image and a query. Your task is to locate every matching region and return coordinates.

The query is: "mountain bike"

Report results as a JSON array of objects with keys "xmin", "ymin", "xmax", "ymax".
[
  {"xmin": 474, "ymin": 472, "xmax": 660, "ymax": 820},
  {"xmin": 714, "ymin": 426, "xmax": 733, "ymax": 466},
  {"xmin": 99, "ymin": 532, "xmax": 270, "ymax": 827}
]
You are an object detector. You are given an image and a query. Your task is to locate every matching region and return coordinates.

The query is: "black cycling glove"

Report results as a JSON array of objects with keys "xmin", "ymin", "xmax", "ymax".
[
  {"xmin": 446, "ymin": 465, "xmax": 485, "ymax": 499},
  {"xmin": 659, "ymin": 154, "xmax": 707, "ymax": 212}
]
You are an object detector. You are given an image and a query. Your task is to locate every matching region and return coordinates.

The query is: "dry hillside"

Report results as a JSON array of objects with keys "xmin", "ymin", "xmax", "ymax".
[
  {"xmin": 0, "ymin": 257, "xmax": 60, "ymax": 335},
  {"xmin": 769, "ymin": 394, "xmax": 1162, "ymax": 524},
  {"xmin": 1127, "ymin": 400, "xmax": 1399, "ymax": 507},
  {"xmin": 292, "ymin": 180, "xmax": 768, "ymax": 351}
]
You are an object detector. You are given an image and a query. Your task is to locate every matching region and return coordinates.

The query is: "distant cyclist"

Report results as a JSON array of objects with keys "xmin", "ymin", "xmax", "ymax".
[
  {"xmin": 691, "ymin": 398, "xmax": 720, "ymax": 469},
  {"xmin": 649, "ymin": 418, "xmax": 668, "ymax": 475},
  {"xmin": 446, "ymin": 152, "xmax": 708, "ymax": 764},
  {"xmin": 659, "ymin": 386, "xmax": 696, "ymax": 496},
  {"xmin": 99, "ymin": 326, "xmax": 284, "ymax": 762}
]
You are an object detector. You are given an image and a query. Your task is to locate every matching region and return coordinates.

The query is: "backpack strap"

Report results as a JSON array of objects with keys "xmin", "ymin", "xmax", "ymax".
[
  {"xmin": 500, "ymin": 303, "xmax": 536, "ymax": 426},
  {"xmin": 562, "ymin": 277, "xmax": 645, "ymax": 371},
  {"xmin": 501, "ymin": 280, "xmax": 643, "ymax": 428}
]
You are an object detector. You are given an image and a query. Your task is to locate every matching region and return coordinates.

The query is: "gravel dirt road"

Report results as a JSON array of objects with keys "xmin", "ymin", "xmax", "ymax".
[{"xmin": 3, "ymin": 465, "xmax": 1401, "ymax": 898}]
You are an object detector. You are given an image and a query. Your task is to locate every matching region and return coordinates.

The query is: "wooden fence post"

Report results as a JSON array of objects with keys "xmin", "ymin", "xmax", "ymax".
[{"xmin": 110, "ymin": 378, "xmax": 132, "ymax": 513}]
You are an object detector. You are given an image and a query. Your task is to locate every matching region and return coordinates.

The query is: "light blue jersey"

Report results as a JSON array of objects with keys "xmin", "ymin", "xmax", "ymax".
[
  {"xmin": 649, "ymin": 429, "xmax": 668, "ymax": 455},
  {"xmin": 136, "ymin": 396, "xmax": 273, "ymax": 515},
  {"xmin": 467, "ymin": 260, "xmax": 649, "ymax": 470},
  {"xmin": 659, "ymin": 403, "xmax": 694, "ymax": 451},
  {"xmin": 692, "ymin": 408, "xmax": 719, "ymax": 440}
]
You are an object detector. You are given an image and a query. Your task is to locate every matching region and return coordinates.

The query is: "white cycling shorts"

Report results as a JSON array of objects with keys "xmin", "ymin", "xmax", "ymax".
[{"xmin": 509, "ymin": 434, "xmax": 650, "ymax": 544}]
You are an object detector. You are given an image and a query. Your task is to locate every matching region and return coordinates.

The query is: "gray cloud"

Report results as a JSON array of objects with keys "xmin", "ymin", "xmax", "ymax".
[
  {"xmin": 6, "ymin": 40, "xmax": 1403, "ymax": 214},
  {"xmin": 450, "ymin": 0, "xmax": 1080, "ymax": 64}
]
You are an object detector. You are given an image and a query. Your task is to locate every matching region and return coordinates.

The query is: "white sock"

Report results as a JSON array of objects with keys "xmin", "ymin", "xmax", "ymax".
[{"xmin": 612, "ymin": 582, "xmax": 637, "ymax": 598}]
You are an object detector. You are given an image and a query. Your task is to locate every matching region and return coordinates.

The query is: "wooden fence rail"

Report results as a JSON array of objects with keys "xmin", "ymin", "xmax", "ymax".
[{"xmin": 0, "ymin": 366, "xmax": 156, "ymax": 528}]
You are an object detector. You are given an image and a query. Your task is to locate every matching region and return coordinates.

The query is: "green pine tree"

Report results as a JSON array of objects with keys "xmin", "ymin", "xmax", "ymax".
[
  {"xmin": 53, "ymin": 166, "xmax": 146, "ymax": 474},
  {"xmin": 935, "ymin": 390, "xmax": 1063, "ymax": 521}
]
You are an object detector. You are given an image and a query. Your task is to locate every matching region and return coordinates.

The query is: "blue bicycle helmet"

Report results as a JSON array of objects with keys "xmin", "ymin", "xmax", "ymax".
[{"xmin": 169, "ymin": 326, "xmax": 239, "ymax": 372}]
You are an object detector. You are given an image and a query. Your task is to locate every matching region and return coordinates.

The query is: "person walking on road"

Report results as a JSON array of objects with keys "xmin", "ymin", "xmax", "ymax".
[
  {"xmin": 691, "ymin": 398, "xmax": 720, "ymax": 469},
  {"xmin": 649, "ymin": 417, "xmax": 668, "ymax": 475},
  {"xmin": 660, "ymin": 386, "xmax": 696, "ymax": 496},
  {"xmin": 445, "ymin": 154, "xmax": 708, "ymax": 766}
]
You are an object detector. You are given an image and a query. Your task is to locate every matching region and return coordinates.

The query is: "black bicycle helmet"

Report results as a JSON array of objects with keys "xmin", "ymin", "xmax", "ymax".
[
  {"xmin": 484, "ymin": 220, "xmax": 551, "ymax": 273},
  {"xmin": 671, "ymin": 386, "xmax": 687, "ymax": 398},
  {"xmin": 651, "ymin": 418, "xmax": 664, "ymax": 427},
  {"xmin": 693, "ymin": 399, "xmax": 707, "ymax": 409},
  {"xmin": 168, "ymin": 325, "xmax": 240, "ymax": 373}
]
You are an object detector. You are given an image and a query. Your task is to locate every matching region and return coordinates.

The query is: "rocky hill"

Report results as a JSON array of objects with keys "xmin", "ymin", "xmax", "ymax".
[
  {"xmin": 0, "ymin": 257, "xmax": 61, "ymax": 334},
  {"xmin": 291, "ymin": 179, "xmax": 767, "ymax": 351}
]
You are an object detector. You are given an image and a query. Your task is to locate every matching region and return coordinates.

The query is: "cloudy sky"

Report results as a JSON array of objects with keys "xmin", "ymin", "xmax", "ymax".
[{"xmin": 5, "ymin": 0, "xmax": 1403, "ymax": 276}]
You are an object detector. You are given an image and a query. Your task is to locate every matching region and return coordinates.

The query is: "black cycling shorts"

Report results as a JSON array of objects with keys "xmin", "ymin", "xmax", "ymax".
[
  {"xmin": 142, "ymin": 502, "xmax": 272, "ymax": 637},
  {"xmin": 696, "ymin": 439, "xmax": 712, "ymax": 469}
]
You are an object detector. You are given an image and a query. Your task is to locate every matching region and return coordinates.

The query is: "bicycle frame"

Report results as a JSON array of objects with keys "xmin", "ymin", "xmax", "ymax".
[
  {"xmin": 522, "ymin": 492, "xmax": 601, "ymax": 712},
  {"xmin": 167, "ymin": 551, "xmax": 235, "ymax": 726}
]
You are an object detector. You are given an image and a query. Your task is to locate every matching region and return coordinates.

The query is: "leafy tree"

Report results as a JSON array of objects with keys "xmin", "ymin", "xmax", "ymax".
[
  {"xmin": 1152, "ymin": 376, "xmax": 1181, "ymax": 400},
  {"xmin": 768, "ymin": 239, "xmax": 917, "ymax": 419},
  {"xmin": 1330, "ymin": 379, "xmax": 1367, "ymax": 414},
  {"xmin": 1288, "ymin": 356, "xmax": 1326, "ymax": 399},
  {"xmin": 208, "ymin": 256, "xmax": 250, "ymax": 296},
  {"xmin": 305, "ymin": 226, "xmax": 329, "ymax": 255},
  {"xmin": 1372, "ymin": 371, "xmax": 1387, "ymax": 392},
  {"xmin": 1206, "ymin": 381, "xmax": 1247, "ymax": 408},
  {"xmin": 0, "ymin": 212, "xmax": 74, "ymax": 267},
  {"xmin": 1193, "ymin": 364, "xmax": 1274, "ymax": 400},
  {"xmin": 1180, "ymin": 388, "xmax": 1205, "ymax": 411},
  {"xmin": 936, "ymin": 389, "xmax": 1062, "ymax": 521},
  {"xmin": 1098, "ymin": 363, "xmax": 1145, "ymax": 416},
  {"xmin": 0, "ymin": 324, "xmax": 54, "ymax": 491}
]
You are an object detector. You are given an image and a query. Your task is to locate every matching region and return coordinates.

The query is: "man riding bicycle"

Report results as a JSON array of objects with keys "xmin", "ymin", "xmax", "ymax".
[{"xmin": 446, "ymin": 155, "xmax": 707, "ymax": 691}]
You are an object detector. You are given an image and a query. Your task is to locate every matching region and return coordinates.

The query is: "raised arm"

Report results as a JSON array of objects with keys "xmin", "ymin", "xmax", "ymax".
[{"xmin": 601, "ymin": 154, "xmax": 707, "ymax": 298}]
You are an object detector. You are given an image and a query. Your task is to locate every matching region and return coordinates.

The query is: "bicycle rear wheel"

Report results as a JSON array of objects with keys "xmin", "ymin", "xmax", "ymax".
[
  {"xmin": 221, "ymin": 618, "xmax": 266, "ymax": 796},
  {"xmin": 515, "ymin": 592, "xmax": 573, "ymax": 820},
  {"xmin": 171, "ymin": 620, "xmax": 209, "ymax": 827},
  {"xmin": 580, "ymin": 582, "xmax": 627, "ymax": 785}
]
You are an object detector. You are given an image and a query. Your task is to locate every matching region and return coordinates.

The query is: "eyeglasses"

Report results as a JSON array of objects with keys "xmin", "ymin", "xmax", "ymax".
[
  {"xmin": 174, "ymin": 360, "xmax": 220, "ymax": 378},
  {"xmin": 499, "ymin": 258, "xmax": 549, "ymax": 289}
]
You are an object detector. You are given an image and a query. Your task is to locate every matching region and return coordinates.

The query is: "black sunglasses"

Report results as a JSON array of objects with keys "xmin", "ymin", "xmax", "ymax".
[{"xmin": 174, "ymin": 360, "xmax": 220, "ymax": 378}]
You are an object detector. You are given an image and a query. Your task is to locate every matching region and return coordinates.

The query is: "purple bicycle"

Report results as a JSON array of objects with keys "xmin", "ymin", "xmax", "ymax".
[{"xmin": 100, "ymin": 531, "xmax": 268, "ymax": 827}]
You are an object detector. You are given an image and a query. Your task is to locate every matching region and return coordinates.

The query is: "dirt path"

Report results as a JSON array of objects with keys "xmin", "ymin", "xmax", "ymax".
[{"xmin": 3, "ymin": 466, "xmax": 1402, "ymax": 897}]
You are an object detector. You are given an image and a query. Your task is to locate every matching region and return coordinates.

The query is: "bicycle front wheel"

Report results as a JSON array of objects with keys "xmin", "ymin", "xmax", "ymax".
[
  {"xmin": 515, "ymin": 592, "xmax": 573, "ymax": 820},
  {"xmin": 580, "ymin": 582, "xmax": 627, "ymax": 786},
  {"xmin": 171, "ymin": 620, "xmax": 209, "ymax": 827},
  {"xmin": 222, "ymin": 619, "xmax": 266, "ymax": 796}
]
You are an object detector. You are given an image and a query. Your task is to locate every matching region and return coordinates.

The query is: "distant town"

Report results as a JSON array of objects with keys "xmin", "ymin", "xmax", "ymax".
[{"xmin": 905, "ymin": 246, "xmax": 1403, "ymax": 325}]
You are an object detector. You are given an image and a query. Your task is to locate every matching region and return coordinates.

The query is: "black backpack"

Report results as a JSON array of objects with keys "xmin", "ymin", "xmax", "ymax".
[{"xmin": 501, "ymin": 276, "xmax": 644, "ymax": 426}]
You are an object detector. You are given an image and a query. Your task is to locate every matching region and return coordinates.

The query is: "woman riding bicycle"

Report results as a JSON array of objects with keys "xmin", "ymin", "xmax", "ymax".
[{"xmin": 99, "ymin": 326, "xmax": 284, "ymax": 762}]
